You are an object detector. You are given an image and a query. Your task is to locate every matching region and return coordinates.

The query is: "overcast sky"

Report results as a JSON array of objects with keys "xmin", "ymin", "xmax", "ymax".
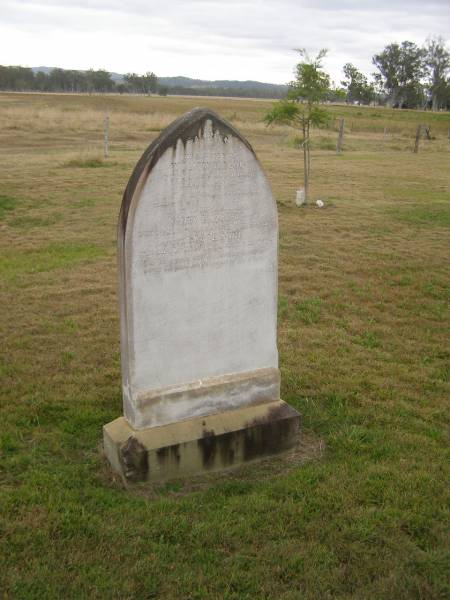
[{"xmin": 1, "ymin": 0, "xmax": 449, "ymax": 84}]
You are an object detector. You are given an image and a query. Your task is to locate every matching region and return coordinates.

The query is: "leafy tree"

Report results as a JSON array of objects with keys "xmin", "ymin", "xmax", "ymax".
[
  {"xmin": 0, "ymin": 65, "xmax": 35, "ymax": 90},
  {"xmin": 372, "ymin": 41, "xmax": 425, "ymax": 108},
  {"xmin": 341, "ymin": 63, "xmax": 375, "ymax": 105},
  {"xmin": 123, "ymin": 73, "xmax": 140, "ymax": 93},
  {"xmin": 425, "ymin": 37, "xmax": 450, "ymax": 110},
  {"xmin": 142, "ymin": 71, "xmax": 158, "ymax": 94},
  {"xmin": 327, "ymin": 85, "xmax": 347, "ymax": 103},
  {"xmin": 48, "ymin": 68, "xmax": 71, "ymax": 91},
  {"xmin": 264, "ymin": 49, "xmax": 331, "ymax": 205},
  {"xmin": 34, "ymin": 71, "xmax": 48, "ymax": 91},
  {"xmin": 86, "ymin": 69, "xmax": 114, "ymax": 93},
  {"xmin": 124, "ymin": 72, "xmax": 158, "ymax": 94}
]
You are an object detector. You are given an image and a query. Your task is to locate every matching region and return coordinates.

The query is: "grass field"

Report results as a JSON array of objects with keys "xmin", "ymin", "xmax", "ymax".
[{"xmin": 0, "ymin": 92, "xmax": 449, "ymax": 599}]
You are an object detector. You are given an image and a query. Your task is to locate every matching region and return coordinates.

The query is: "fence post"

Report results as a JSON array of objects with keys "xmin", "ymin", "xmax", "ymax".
[
  {"xmin": 104, "ymin": 112, "xmax": 110, "ymax": 159},
  {"xmin": 336, "ymin": 118, "xmax": 345, "ymax": 154},
  {"xmin": 413, "ymin": 124, "xmax": 421, "ymax": 153}
]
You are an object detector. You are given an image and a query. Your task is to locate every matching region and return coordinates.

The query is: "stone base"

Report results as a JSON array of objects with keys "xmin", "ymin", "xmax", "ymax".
[{"xmin": 103, "ymin": 400, "xmax": 300, "ymax": 485}]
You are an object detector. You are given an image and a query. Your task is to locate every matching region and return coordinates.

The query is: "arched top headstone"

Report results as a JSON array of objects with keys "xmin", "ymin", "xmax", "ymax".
[{"xmin": 118, "ymin": 108, "xmax": 280, "ymax": 430}]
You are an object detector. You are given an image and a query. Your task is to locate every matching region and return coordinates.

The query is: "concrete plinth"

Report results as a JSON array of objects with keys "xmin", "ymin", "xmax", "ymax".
[{"xmin": 103, "ymin": 400, "xmax": 300, "ymax": 485}]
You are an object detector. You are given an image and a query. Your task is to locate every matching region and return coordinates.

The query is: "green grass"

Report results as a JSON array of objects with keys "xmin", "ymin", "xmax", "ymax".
[
  {"xmin": 0, "ymin": 242, "xmax": 107, "ymax": 283},
  {"xmin": 63, "ymin": 157, "xmax": 115, "ymax": 168},
  {"xmin": 8, "ymin": 214, "xmax": 62, "ymax": 229},
  {"xmin": 390, "ymin": 203, "xmax": 450, "ymax": 227},
  {"xmin": 0, "ymin": 92, "xmax": 449, "ymax": 599},
  {"xmin": 0, "ymin": 194, "xmax": 18, "ymax": 218},
  {"xmin": 294, "ymin": 298, "xmax": 323, "ymax": 324}
]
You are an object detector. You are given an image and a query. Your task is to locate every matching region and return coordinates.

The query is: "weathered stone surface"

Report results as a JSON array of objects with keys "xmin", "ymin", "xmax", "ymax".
[
  {"xmin": 103, "ymin": 400, "xmax": 300, "ymax": 484},
  {"xmin": 118, "ymin": 108, "xmax": 279, "ymax": 430},
  {"xmin": 103, "ymin": 108, "xmax": 301, "ymax": 483}
]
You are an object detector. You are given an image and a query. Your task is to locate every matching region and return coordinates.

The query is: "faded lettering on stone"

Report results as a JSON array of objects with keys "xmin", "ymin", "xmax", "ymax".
[
  {"xmin": 134, "ymin": 152, "xmax": 274, "ymax": 273},
  {"xmin": 119, "ymin": 111, "xmax": 279, "ymax": 429}
]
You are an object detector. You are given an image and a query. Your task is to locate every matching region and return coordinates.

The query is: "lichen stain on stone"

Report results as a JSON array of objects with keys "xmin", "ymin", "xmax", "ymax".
[
  {"xmin": 156, "ymin": 443, "xmax": 181, "ymax": 465},
  {"xmin": 198, "ymin": 429, "xmax": 217, "ymax": 468},
  {"xmin": 243, "ymin": 404, "xmax": 300, "ymax": 461},
  {"xmin": 156, "ymin": 446, "xmax": 168, "ymax": 464},
  {"xmin": 198, "ymin": 429, "xmax": 239, "ymax": 469},
  {"xmin": 170, "ymin": 443, "xmax": 181, "ymax": 463},
  {"xmin": 119, "ymin": 436, "xmax": 149, "ymax": 483},
  {"xmin": 218, "ymin": 431, "xmax": 237, "ymax": 466}
]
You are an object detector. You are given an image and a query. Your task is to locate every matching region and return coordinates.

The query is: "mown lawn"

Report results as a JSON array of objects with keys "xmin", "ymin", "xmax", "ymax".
[{"xmin": 0, "ymin": 93, "xmax": 449, "ymax": 599}]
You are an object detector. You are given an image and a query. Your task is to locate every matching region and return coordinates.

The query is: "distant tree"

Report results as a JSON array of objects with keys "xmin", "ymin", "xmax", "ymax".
[
  {"xmin": 142, "ymin": 71, "xmax": 158, "ymax": 94},
  {"xmin": 65, "ymin": 70, "xmax": 86, "ymax": 93},
  {"xmin": 425, "ymin": 37, "xmax": 450, "ymax": 110},
  {"xmin": 48, "ymin": 68, "xmax": 71, "ymax": 91},
  {"xmin": 264, "ymin": 49, "xmax": 331, "ymax": 205},
  {"xmin": 34, "ymin": 70, "xmax": 48, "ymax": 91},
  {"xmin": 86, "ymin": 69, "xmax": 114, "ymax": 93},
  {"xmin": 123, "ymin": 73, "xmax": 140, "ymax": 93},
  {"xmin": 327, "ymin": 85, "xmax": 347, "ymax": 103},
  {"xmin": 157, "ymin": 85, "xmax": 169, "ymax": 96},
  {"xmin": 124, "ymin": 72, "xmax": 158, "ymax": 94},
  {"xmin": 341, "ymin": 63, "xmax": 375, "ymax": 105},
  {"xmin": 372, "ymin": 41, "xmax": 425, "ymax": 108},
  {"xmin": 0, "ymin": 66, "xmax": 35, "ymax": 90}
]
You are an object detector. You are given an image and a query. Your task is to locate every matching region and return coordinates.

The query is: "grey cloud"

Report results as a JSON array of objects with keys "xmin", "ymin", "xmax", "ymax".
[{"xmin": 1, "ymin": 0, "xmax": 449, "ymax": 82}]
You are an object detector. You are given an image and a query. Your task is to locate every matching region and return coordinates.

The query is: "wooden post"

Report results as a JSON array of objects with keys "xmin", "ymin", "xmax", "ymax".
[
  {"xmin": 336, "ymin": 118, "xmax": 344, "ymax": 154},
  {"xmin": 104, "ymin": 112, "xmax": 110, "ymax": 160},
  {"xmin": 383, "ymin": 126, "xmax": 388, "ymax": 139},
  {"xmin": 413, "ymin": 124, "xmax": 421, "ymax": 154}
]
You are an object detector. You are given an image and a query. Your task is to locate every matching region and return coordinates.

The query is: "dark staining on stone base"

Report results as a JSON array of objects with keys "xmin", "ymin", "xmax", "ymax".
[
  {"xmin": 197, "ymin": 404, "xmax": 300, "ymax": 470},
  {"xmin": 199, "ymin": 429, "xmax": 217, "ymax": 468},
  {"xmin": 118, "ymin": 404, "xmax": 300, "ymax": 484},
  {"xmin": 197, "ymin": 429, "xmax": 238, "ymax": 469},
  {"xmin": 119, "ymin": 436, "xmax": 149, "ymax": 483},
  {"xmin": 243, "ymin": 402, "xmax": 299, "ymax": 461},
  {"xmin": 156, "ymin": 443, "xmax": 181, "ymax": 466}
]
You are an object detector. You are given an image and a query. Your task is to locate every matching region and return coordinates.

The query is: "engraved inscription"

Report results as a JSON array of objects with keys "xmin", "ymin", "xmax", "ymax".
[
  {"xmin": 121, "ymin": 112, "xmax": 279, "ymax": 419},
  {"xmin": 134, "ymin": 146, "xmax": 275, "ymax": 273}
]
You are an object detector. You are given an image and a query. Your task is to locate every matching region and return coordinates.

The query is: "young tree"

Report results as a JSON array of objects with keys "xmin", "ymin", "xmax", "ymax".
[
  {"xmin": 372, "ymin": 41, "xmax": 425, "ymax": 108},
  {"xmin": 341, "ymin": 63, "xmax": 375, "ymax": 105},
  {"xmin": 425, "ymin": 37, "xmax": 450, "ymax": 110},
  {"xmin": 264, "ymin": 49, "xmax": 331, "ymax": 205}
]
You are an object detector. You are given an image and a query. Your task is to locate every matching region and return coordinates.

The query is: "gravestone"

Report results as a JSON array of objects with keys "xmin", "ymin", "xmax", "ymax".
[{"xmin": 103, "ymin": 108, "xmax": 300, "ymax": 484}]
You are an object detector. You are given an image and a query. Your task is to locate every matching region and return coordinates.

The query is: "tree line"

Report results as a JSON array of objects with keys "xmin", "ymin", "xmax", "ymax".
[
  {"xmin": 0, "ymin": 36, "xmax": 448, "ymax": 108},
  {"xmin": 0, "ymin": 67, "xmax": 166, "ymax": 96},
  {"xmin": 342, "ymin": 37, "xmax": 449, "ymax": 109}
]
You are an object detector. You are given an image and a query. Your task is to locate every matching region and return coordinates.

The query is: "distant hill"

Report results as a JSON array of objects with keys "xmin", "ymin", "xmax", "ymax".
[
  {"xmin": 158, "ymin": 76, "xmax": 287, "ymax": 93},
  {"xmin": 32, "ymin": 66, "xmax": 53, "ymax": 75},
  {"xmin": 31, "ymin": 67, "xmax": 287, "ymax": 98}
]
